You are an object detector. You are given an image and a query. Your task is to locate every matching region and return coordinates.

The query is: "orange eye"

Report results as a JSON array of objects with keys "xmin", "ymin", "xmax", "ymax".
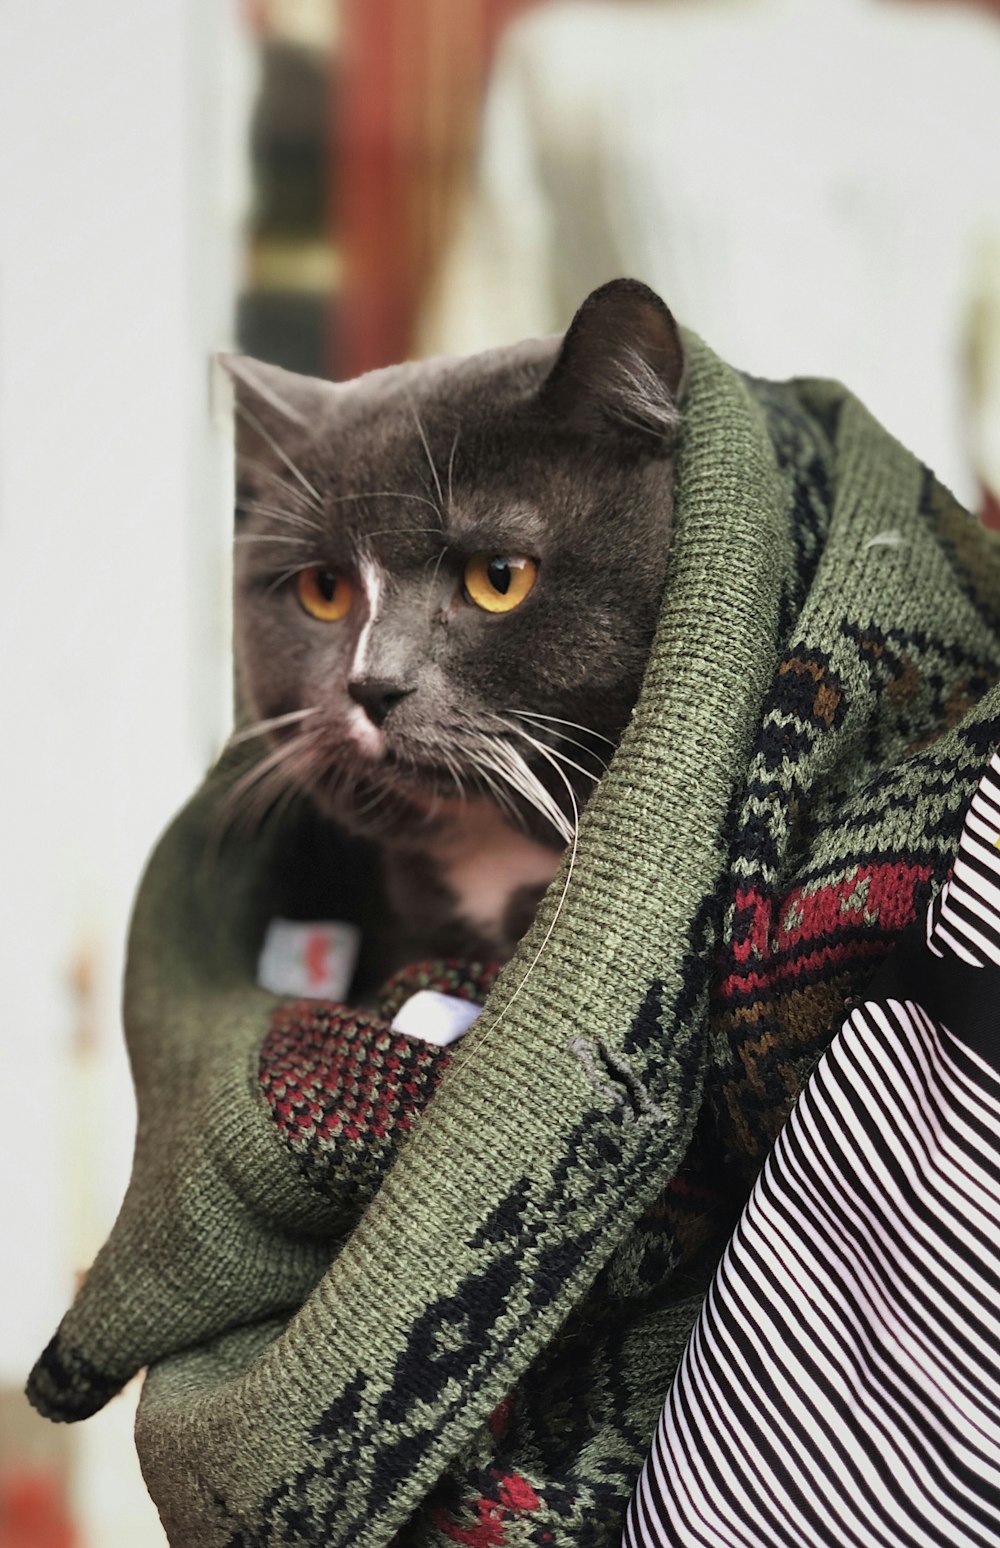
[
  {"xmin": 296, "ymin": 566, "xmax": 353, "ymax": 621},
  {"xmin": 463, "ymin": 554, "xmax": 538, "ymax": 614}
]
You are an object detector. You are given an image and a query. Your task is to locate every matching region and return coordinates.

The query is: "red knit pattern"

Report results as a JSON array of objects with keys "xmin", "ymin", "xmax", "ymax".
[
  {"xmin": 719, "ymin": 860, "xmax": 934, "ymax": 1002},
  {"xmin": 261, "ymin": 1000, "xmax": 445, "ymax": 1151},
  {"xmin": 259, "ymin": 962, "xmax": 502, "ymax": 1175},
  {"xmin": 433, "ymin": 1471, "xmax": 542, "ymax": 1548}
]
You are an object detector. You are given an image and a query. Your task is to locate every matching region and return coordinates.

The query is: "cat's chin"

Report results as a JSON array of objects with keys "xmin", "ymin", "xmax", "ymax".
[
  {"xmin": 298, "ymin": 736, "xmax": 574, "ymax": 851},
  {"xmin": 298, "ymin": 751, "xmax": 456, "ymax": 841},
  {"xmin": 382, "ymin": 749, "xmax": 455, "ymax": 798}
]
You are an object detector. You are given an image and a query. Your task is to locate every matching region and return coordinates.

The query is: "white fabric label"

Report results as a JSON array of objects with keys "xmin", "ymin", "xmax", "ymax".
[
  {"xmin": 257, "ymin": 918, "xmax": 361, "ymax": 1001},
  {"xmin": 390, "ymin": 990, "xmax": 483, "ymax": 1047}
]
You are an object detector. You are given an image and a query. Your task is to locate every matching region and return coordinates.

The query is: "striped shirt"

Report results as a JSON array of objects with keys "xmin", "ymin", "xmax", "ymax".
[{"xmin": 625, "ymin": 752, "xmax": 1000, "ymax": 1548}]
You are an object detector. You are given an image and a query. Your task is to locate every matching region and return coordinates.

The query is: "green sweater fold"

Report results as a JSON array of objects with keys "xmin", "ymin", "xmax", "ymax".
[{"xmin": 28, "ymin": 333, "xmax": 1000, "ymax": 1547}]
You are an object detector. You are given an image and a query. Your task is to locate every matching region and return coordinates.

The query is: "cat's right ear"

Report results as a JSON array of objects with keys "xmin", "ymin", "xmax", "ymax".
[{"xmin": 217, "ymin": 354, "xmax": 335, "ymax": 502}]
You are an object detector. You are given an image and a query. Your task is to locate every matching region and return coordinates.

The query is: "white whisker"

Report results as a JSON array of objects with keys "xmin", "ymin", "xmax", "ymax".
[
  {"xmin": 328, "ymin": 491, "xmax": 443, "ymax": 515},
  {"xmin": 485, "ymin": 739, "xmax": 574, "ymax": 845},
  {"xmin": 237, "ymin": 499, "xmax": 324, "ymax": 534},
  {"xmin": 234, "ymin": 533, "xmax": 315, "ymax": 549},
  {"xmin": 438, "ymin": 746, "xmax": 466, "ymax": 802},
  {"xmin": 467, "ymin": 746, "xmax": 528, "ymax": 829},
  {"xmin": 506, "ymin": 724, "xmax": 602, "ymax": 786},
  {"xmin": 447, "ymin": 428, "xmax": 460, "ymax": 514},
  {"xmin": 364, "ymin": 526, "xmax": 449, "ymax": 539},
  {"xmin": 524, "ymin": 726, "xmax": 606, "ymax": 769},
  {"xmin": 226, "ymin": 708, "xmax": 317, "ymax": 747},
  {"xmin": 237, "ymin": 459, "xmax": 317, "ymax": 512},
  {"xmin": 506, "ymin": 709, "xmax": 618, "ymax": 750},
  {"xmin": 408, "ymin": 397, "xmax": 445, "ymax": 519},
  {"xmin": 265, "ymin": 561, "xmax": 318, "ymax": 594},
  {"xmin": 214, "ymin": 727, "xmax": 322, "ymax": 849},
  {"xmin": 424, "ymin": 543, "xmax": 451, "ymax": 623},
  {"xmin": 236, "ymin": 402, "xmax": 324, "ymax": 510},
  {"xmin": 503, "ymin": 712, "xmax": 611, "ymax": 771},
  {"xmin": 449, "ymin": 742, "xmax": 581, "ymax": 1076}
]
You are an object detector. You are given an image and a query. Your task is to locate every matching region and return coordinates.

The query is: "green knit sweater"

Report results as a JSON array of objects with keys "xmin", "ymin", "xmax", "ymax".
[{"xmin": 28, "ymin": 333, "xmax": 1000, "ymax": 1547}]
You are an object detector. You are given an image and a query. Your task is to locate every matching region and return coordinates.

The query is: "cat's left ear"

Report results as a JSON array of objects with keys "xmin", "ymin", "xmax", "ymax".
[
  {"xmin": 218, "ymin": 354, "xmax": 337, "ymax": 495},
  {"xmin": 539, "ymin": 279, "xmax": 685, "ymax": 453}
]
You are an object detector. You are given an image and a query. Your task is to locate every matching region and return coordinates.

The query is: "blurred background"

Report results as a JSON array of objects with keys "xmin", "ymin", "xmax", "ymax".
[{"xmin": 1, "ymin": 0, "xmax": 999, "ymax": 1542}]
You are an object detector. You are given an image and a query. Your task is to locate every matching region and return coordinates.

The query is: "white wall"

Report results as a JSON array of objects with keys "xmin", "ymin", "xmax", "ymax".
[{"xmin": 0, "ymin": 1, "xmax": 247, "ymax": 1540}]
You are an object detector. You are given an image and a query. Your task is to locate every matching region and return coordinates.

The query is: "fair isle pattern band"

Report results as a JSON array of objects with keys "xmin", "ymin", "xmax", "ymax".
[{"xmin": 625, "ymin": 752, "xmax": 1000, "ymax": 1548}]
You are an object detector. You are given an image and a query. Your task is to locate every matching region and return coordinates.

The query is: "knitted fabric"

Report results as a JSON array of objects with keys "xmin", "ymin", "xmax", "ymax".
[
  {"xmin": 260, "ymin": 961, "xmax": 502, "ymax": 1217},
  {"xmin": 26, "ymin": 333, "xmax": 1000, "ymax": 1547}
]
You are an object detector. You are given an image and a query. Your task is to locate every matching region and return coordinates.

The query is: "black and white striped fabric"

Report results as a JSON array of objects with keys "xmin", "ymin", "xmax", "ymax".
[{"xmin": 625, "ymin": 752, "xmax": 1000, "ymax": 1548}]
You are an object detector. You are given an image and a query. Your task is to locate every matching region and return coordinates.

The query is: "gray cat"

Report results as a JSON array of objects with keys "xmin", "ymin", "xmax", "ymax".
[{"xmin": 226, "ymin": 279, "xmax": 684, "ymax": 969}]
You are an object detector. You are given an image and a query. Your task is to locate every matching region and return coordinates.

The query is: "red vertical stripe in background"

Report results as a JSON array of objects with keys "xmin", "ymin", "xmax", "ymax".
[
  {"xmin": 242, "ymin": 0, "xmax": 270, "ymax": 39},
  {"xmin": 334, "ymin": 0, "xmax": 538, "ymax": 379},
  {"xmin": 0, "ymin": 1471, "xmax": 76, "ymax": 1548},
  {"xmin": 331, "ymin": 0, "xmax": 1000, "ymax": 383}
]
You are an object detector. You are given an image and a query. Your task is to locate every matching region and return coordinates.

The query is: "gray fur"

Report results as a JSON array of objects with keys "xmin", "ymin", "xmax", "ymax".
[{"xmin": 227, "ymin": 279, "xmax": 684, "ymax": 961}]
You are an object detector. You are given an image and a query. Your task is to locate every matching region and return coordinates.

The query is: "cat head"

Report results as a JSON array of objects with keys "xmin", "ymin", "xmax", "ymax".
[{"xmin": 226, "ymin": 278, "xmax": 684, "ymax": 847}]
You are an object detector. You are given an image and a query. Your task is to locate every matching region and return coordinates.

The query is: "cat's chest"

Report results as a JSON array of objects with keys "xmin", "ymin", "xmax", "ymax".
[{"xmin": 425, "ymin": 801, "xmax": 562, "ymax": 949}]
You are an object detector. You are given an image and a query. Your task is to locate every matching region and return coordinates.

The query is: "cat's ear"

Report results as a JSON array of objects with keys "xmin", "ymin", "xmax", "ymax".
[
  {"xmin": 539, "ymin": 279, "xmax": 685, "ymax": 452},
  {"xmin": 217, "ymin": 354, "xmax": 336, "ymax": 497}
]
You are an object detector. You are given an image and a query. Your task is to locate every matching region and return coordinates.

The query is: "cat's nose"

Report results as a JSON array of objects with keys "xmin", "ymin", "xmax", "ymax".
[{"xmin": 347, "ymin": 677, "xmax": 415, "ymax": 728}]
